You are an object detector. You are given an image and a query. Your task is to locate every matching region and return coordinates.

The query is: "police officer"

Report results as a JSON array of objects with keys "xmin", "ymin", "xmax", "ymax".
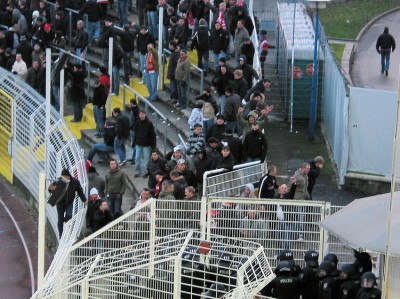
[
  {"xmin": 338, "ymin": 263, "xmax": 360, "ymax": 299},
  {"xmin": 205, "ymin": 252, "xmax": 237, "ymax": 294},
  {"xmin": 181, "ymin": 246, "xmax": 206, "ymax": 299},
  {"xmin": 317, "ymin": 261, "xmax": 340, "ymax": 299},
  {"xmin": 300, "ymin": 249, "xmax": 319, "ymax": 299},
  {"xmin": 355, "ymin": 272, "xmax": 381, "ymax": 299},
  {"xmin": 261, "ymin": 260, "xmax": 302, "ymax": 298},
  {"xmin": 277, "ymin": 249, "xmax": 302, "ymax": 276},
  {"xmin": 324, "ymin": 253, "xmax": 340, "ymax": 278},
  {"xmin": 353, "ymin": 250, "xmax": 372, "ymax": 279}
]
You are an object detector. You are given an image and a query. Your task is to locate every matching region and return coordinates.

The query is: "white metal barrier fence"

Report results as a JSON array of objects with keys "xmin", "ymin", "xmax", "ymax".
[
  {"xmin": 0, "ymin": 67, "xmax": 87, "ymax": 237},
  {"xmin": 34, "ymin": 227, "xmax": 274, "ymax": 299}
]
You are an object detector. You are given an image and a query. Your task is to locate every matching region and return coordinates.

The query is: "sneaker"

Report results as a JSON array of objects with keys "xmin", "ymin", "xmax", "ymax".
[
  {"xmin": 175, "ymin": 103, "xmax": 181, "ymax": 107},
  {"xmin": 385, "ymin": 70, "xmax": 388, "ymax": 76},
  {"xmin": 134, "ymin": 174, "xmax": 140, "ymax": 178},
  {"xmin": 297, "ymin": 234, "xmax": 304, "ymax": 241},
  {"xmin": 138, "ymin": 80, "xmax": 144, "ymax": 84},
  {"xmin": 119, "ymin": 160, "xmax": 127, "ymax": 166},
  {"xmin": 111, "ymin": 92, "xmax": 116, "ymax": 96},
  {"xmin": 130, "ymin": 160, "xmax": 135, "ymax": 165}
]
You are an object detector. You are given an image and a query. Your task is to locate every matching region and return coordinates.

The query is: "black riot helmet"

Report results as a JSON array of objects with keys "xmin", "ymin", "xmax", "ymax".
[
  {"xmin": 304, "ymin": 249, "xmax": 319, "ymax": 267},
  {"xmin": 340, "ymin": 263, "xmax": 355, "ymax": 280},
  {"xmin": 324, "ymin": 253, "xmax": 339, "ymax": 269},
  {"xmin": 274, "ymin": 261, "xmax": 293, "ymax": 275},
  {"xmin": 278, "ymin": 249, "xmax": 294, "ymax": 261},
  {"xmin": 360, "ymin": 272, "xmax": 377, "ymax": 288},
  {"xmin": 318, "ymin": 261, "xmax": 334, "ymax": 278}
]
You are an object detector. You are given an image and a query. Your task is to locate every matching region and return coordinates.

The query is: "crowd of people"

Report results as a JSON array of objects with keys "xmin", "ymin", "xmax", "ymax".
[{"xmin": 0, "ymin": 0, "xmax": 270, "ymax": 117}]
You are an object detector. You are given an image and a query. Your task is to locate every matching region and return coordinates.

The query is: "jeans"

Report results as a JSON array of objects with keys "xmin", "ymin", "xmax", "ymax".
[
  {"xmin": 93, "ymin": 105, "xmax": 105, "ymax": 134},
  {"xmin": 145, "ymin": 71, "xmax": 159, "ymax": 101},
  {"xmin": 169, "ymin": 78, "xmax": 178, "ymax": 100},
  {"xmin": 381, "ymin": 48, "xmax": 391, "ymax": 72},
  {"xmin": 72, "ymin": 100, "xmax": 83, "ymax": 121},
  {"xmin": 117, "ymin": 0, "xmax": 128, "ymax": 27},
  {"xmin": 52, "ymin": 84, "xmax": 60, "ymax": 112},
  {"xmin": 123, "ymin": 51, "xmax": 133, "ymax": 84},
  {"xmin": 87, "ymin": 20, "xmax": 101, "ymax": 42},
  {"xmin": 212, "ymin": 51, "xmax": 226, "ymax": 68},
  {"xmin": 197, "ymin": 49, "xmax": 209, "ymax": 71},
  {"xmin": 57, "ymin": 202, "xmax": 73, "ymax": 238},
  {"xmin": 130, "ymin": 130, "xmax": 136, "ymax": 161},
  {"xmin": 107, "ymin": 193, "xmax": 122, "ymax": 215},
  {"xmin": 75, "ymin": 48, "xmax": 87, "ymax": 62},
  {"xmin": 86, "ymin": 143, "xmax": 114, "ymax": 161},
  {"xmin": 139, "ymin": 53, "xmax": 146, "ymax": 75},
  {"xmin": 177, "ymin": 80, "xmax": 188, "ymax": 107},
  {"xmin": 218, "ymin": 94, "xmax": 226, "ymax": 114},
  {"xmin": 114, "ymin": 136, "xmax": 127, "ymax": 161},
  {"xmin": 135, "ymin": 145, "xmax": 151, "ymax": 175},
  {"xmin": 112, "ymin": 65, "xmax": 120, "ymax": 94},
  {"xmin": 147, "ymin": 10, "xmax": 158, "ymax": 39}
]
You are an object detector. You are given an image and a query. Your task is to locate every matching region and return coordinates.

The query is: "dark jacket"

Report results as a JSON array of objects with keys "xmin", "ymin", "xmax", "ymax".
[
  {"xmin": 206, "ymin": 123, "xmax": 227, "ymax": 142},
  {"xmin": 167, "ymin": 50, "xmax": 180, "ymax": 80},
  {"xmin": 103, "ymin": 123, "xmax": 116, "ymax": 146},
  {"xmin": 173, "ymin": 177, "xmax": 187, "ymax": 199},
  {"xmin": 79, "ymin": 0, "xmax": 103, "ymax": 22},
  {"xmin": 194, "ymin": 150, "xmax": 212, "ymax": 183},
  {"xmin": 307, "ymin": 160, "xmax": 321, "ymax": 195},
  {"xmin": 258, "ymin": 174, "xmax": 278, "ymax": 199},
  {"xmin": 191, "ymin": 24, "xmax": 210, "ymax": 51},
  {"xmin": 236, "ymin": 59, "xmax": 259, "ymax": 88},
  {"xmin": 210, "ymin": 152, "xmax": 234, "ymax": 170},
  {"xmin": 92, "ymin": 83, "xmax": 107, "ymax": 107},
  {"xmin": 99, "ymin": 24, "xmax": 116, "ymax": 48},
  {"xmin": 211, "ymin": 69, "xmax": 233, "ymax": 96},
  {"xmin": 137, "ymin": 31, "xmax": 156, "ymax": 54},
  {"xmin": 16, "ymin": 41, "xmax": 32, "ymax": 67},
  {"xmin": 115, "ymin": 113, "xmax": 130, "ymax": 139},
  {"xmin": 113, "ymin": 44, "xmax": 124, "ymax": 68},
  {"xmin": 179, "ymin": 169, "xmax": 197, "ymax": 190},
  {"xmin": 241, "ymin": 42, "xmax": 255, "ymax": 65},
  {"xmin": 244, "ymin": 80, "xmax": 266, "ymax": 103},
  {"xmin": 117, "ymin": 28, "xmax": 138, "ymax": 52},
  {"xmin": 74, "ymin": 27, "xmax": 88, "ymax": 51},
  {"xmin": 376, "ymin": 30, "xmax": 396, "ymax": 51},
  {"xmin": 147, "ymin": 157, "xmax": 168, "ymax": 189},
  {"xmin": 92, "ymin": 209, "xmax": 113, "ymax": 232},
  {"xmin": 145, "ymin": 0, "xmax": 158, "ymax": 11},
  {"xmin": 242, "ymin": 129, "xmax": 267, "ymax": 162},
  {"xmin": 223, "ymin": 93, "xmax": 241, "ymax": 121},
  {"xmin": 220, "ymin": 135, "xmax": 242, "ymax": 165},
  {"xmin": 25, "ymin": 66, "xmax": 42, "ymax": 91},
  {"xmin": 188, "ymin": 0, "xmax": 206, "ymax": 19},
  {"xmin": 49, "ymin": 176, "xmax": 87, "ymax": 208},
  {"xmin": 133, "ymin": 117, "xmax": 157, "ymax": 148},
  {"xmin": 232, "ymin": 77, "xmax": 248, "ymax": 99},
  {"xmin": 68, "ymin": 65, "xmax": 86, "ymax": 101},
  {"xmin": 210, "ymin": 27, "xmax": 229, "ymax": 54}
]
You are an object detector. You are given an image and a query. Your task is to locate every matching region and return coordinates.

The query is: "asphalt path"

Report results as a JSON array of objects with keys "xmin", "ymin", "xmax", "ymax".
[
  {"xmin": 0, "ymin": 177, "xmax": 49, "ymax": 298},
  {"xmin": 352, "ymin": 10, "xmax": 400, "ymax": 91}
]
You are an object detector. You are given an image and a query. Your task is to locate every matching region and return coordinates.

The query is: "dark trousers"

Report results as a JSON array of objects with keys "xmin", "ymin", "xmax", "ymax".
[
  {"xmin": 57, "ymin": 202, "xmax": 73, "ymax": 238},
  {"xmin": 107, "ymin": 193, "xmax": 122, "ymax": 215}
]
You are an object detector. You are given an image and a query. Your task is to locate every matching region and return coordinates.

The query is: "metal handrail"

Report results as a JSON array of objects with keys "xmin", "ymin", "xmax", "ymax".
[
  {"xmin": 122, "ymin": 84, "xmax": 168, "ymax": 155},
  {"xmin": 51, "ymin": 45, "xmax": 92, "ymax": 104}
]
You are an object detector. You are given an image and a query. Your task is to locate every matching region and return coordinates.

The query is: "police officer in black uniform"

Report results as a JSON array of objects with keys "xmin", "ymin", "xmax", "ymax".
[
  {"xmin": 300, "ymin": 249, "xmax": 319, "ymax": 299},
  {"xmin": 277, "ymin": 249, "xmax": 302, "ymax": 277},
  {"xmin": 317, "ymin": 261, "xmax": 340, "ymax": 299},
  {"xmin": 338, "ymin": 263, "xmax": 360, "ymax": 299},
  {"xmin": 261, "ymin": 260, "xmax": 302, "ymax": 298},
  {"xmin": 355, "ymin": 272, "xmax": 381, "ymax": 299}
]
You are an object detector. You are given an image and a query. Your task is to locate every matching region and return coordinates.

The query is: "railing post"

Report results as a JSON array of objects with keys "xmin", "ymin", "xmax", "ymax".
[
  {"xmin": 157, "ymin": 7, "xmax": 163, "ymax": 90},
  {"xmin": 37, "ymin": 171, "xmax": 46, "ymax": 290},
  {"xmin": 108, "ymin": 37, "xmax": 113, "ymax": 117},
  {"xmin": 60, "ymin": 69, "xmax": 65, "ymax": 117},
  {"xmin": 149, "ymin": 199, "xmax": 156, "ymax": 277},
  {"xmin": 68, "ymin": 11, "xmax": 72, "ymax": 47}
]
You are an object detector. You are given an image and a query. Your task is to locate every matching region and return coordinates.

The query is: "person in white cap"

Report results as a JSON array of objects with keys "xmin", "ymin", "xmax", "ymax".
[{"xmin": 85, "ymin": 187, "xmax": 101, "ymax": 235}]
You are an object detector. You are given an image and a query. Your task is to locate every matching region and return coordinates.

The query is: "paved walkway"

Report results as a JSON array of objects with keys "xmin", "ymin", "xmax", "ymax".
[{"xmin": 351, "ymin": 9, "xmax": 400, "ymax": 91}]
